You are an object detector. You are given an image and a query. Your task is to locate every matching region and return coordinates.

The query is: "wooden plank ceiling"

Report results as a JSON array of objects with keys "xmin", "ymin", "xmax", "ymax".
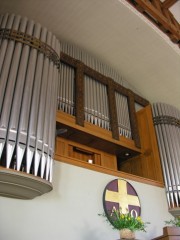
[{"xmin": 126, "ymin": 0, "xmax": 180, "ymax": 46}]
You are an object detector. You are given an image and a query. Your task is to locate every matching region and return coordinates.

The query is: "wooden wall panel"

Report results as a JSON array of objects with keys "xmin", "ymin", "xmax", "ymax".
[
  {"xmin": 101, "ymin": 153, "xmax": 117, "ymax": 170},
  {"xmin": 55, "ymin": 125, "xmax": 164, "ymax": 187},
  {"xmin": 119, "ymin": 105, "xmax": 164, "ymax": 182},
  {"xmin": 56, "ymin": 137, "xmax": 115, "ymax": 167},
  {"xmin": 55, "ymin": 105, "xmax": 164, "ymax": 183},
  {"xmin": 55, "ymin": 139, "xmax": 67, "ymax": 156},
  {"xmin": 68, "ymin": 145, "xmax": 94, "ymax": 163}
]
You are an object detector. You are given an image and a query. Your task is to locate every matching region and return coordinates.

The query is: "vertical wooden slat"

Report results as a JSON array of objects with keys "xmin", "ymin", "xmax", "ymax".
[
  {"xmin": 119, "ymin": 105, "xmax": 163, "ymax": 182},
  {"xmin": 127, "ymin": 91, "xmax": 141, "ymax": 148},
  {"xmin": 107, "ymin": 78, "xmax": 119, "ymax": 140}
]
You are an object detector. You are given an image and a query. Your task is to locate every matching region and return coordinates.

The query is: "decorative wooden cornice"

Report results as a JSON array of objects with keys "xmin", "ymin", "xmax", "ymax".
[
  {"xmin": 126, "ymin": 0, "xmax": 180, "ymax": 46},
  {"xmin": 55, "ymin": 155, "xmax": 164, "ymax": 188}
]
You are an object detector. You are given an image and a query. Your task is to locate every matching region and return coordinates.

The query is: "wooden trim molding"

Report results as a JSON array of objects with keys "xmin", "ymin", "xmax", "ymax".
[
  {"xmin": 54, "ymin": 154, "xmax": 164, "ymax": 188},
  {"xmin": 56, "ymin": 110, "xmax": 142, "ymax": 156}
]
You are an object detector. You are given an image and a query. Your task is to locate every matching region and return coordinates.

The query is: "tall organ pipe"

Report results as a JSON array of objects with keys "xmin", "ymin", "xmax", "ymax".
[
  {"xmin": 83, "ymin": 75, "xmax": 110, "ymax": 130},
  {"xmin": 0, "ymin": 13, "xmax": 60, "ymax": 199},
  {"xmin": 60, "ymin": 42, "xmax": 133, "ymax": 88},
  {"xmin": 152, "ymin": 103, "xmax": 180, "ymax": 215},
  {"xmin": 59, "ymin": 43, "xmax": 136, "ymax": 138},
  {"xmin": 59, "ymin": 59, "xmax": 132, "ymax": 136}
]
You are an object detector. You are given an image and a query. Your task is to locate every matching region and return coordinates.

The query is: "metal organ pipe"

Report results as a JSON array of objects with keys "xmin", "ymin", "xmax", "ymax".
[
  {"xmin": 58, "ymin": 63, "xmax": 75, "ymax": 115},
  {"xmin": 115, "ymin": 92, "xmax": 131, "ymax": 139},
  {"xmin": 152, "ymin": 103, "xmax": 180, "ymax": 216},
  {"xmin": 84, "ymin": 75, "xmax": 110, "ymax": 130},
  {"xmin": 0, "ymin": 13, "xmax": 60, "ymax": 199},
  {"xmin": 58, "ymin": 43, "xmax": 133, "ymax": 139}
]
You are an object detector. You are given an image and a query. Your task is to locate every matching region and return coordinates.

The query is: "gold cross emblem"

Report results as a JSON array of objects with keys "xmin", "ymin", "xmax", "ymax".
[{"xmin": 105, "ymin": 179, "xmax": 140, "ymax": 213}]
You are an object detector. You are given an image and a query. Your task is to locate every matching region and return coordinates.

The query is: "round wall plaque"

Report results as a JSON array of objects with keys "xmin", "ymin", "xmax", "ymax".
[{"xmin": 103, "ymin": 179, "xmax": 141, "ymax": 219}]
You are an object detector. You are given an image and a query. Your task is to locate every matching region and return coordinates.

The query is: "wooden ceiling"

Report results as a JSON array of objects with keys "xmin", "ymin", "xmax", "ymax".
[{"xmin": 127, "ymin": 0, "xmax": 180, "ymax": 46}]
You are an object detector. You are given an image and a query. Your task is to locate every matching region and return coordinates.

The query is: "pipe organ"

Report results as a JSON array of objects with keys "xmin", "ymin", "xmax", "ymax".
[
  {"xmin": 0, "ymin": 13, "xmax": 165, "ymax": 200},
  {"xmin": 58, "ymin": 44, "xmax": 149, "ymax": 145},
  {"xmin": 0, "ymin": 13, "xmax": 60, "ymax": 199},
  {"xmin": 152, "ymin": 103, "xmax": 180, "ymax": 216},
  {"xmin": 59, "ymin": 41, "xmax": 139, "ymax": 139},
  {"xmin": 57, "ymin": 48, "xmax": 151, "ymax": 169}
]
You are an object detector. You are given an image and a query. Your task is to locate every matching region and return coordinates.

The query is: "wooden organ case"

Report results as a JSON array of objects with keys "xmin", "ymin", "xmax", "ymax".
[{"xmin": 55, "ymin": 51, "xmax": 163, "ymax": 185}]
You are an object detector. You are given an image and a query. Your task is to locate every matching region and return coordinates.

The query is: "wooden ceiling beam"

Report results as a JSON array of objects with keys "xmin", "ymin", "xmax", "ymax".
[
  {"xmin": 162, "ymin": 0, "xmax": 178, "ymax": 9},
  {"xmin": 151, "ymin": 0, "xmax": 163, "ymax": 13},
  {"xmin": 127, "ymin": 0, "xmax": 180, "ymax": 46},
  {"xmin": 136, "ymin": 0, "xmax": 179, "ymax": 39}
]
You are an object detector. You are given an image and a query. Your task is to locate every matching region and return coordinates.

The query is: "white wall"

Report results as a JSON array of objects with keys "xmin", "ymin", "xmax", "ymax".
[{"xmin": 0, "ymin": 161, "xmax": 172, "ymax": 240}]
